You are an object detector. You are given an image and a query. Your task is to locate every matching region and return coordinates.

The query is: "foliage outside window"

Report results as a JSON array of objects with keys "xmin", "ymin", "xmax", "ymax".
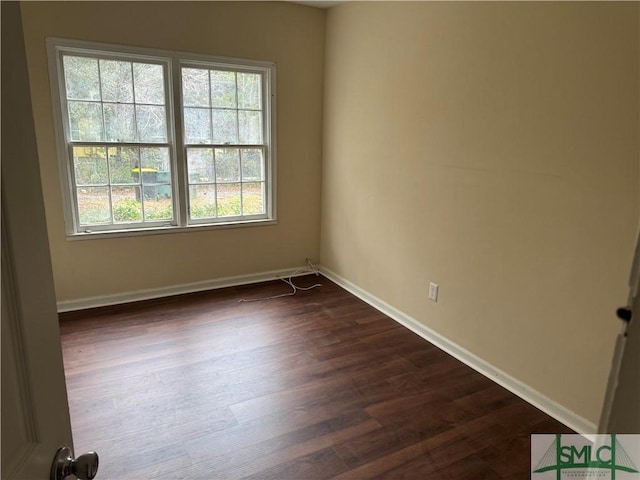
[{"xmin": 47, "ymin": 39, "xmax": 275, "ymax": 236}]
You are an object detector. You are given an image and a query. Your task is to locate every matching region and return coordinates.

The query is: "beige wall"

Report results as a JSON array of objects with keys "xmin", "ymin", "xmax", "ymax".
[
  {"xmin": 321, "ymin": 2, "xmax": 639, "ymax": 424},
  {"xmin": 19, "ymin": 0, "xmax": 640, "ymax": 425},
  {"xmin": 20, "ymin": 1, "xmax": 325, "ymax": 302}
]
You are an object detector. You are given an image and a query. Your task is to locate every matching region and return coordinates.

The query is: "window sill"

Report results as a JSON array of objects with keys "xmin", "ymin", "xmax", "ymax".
[{"xmin": 65, "ymin": 218, "xmax": 278, "ymax": 241}]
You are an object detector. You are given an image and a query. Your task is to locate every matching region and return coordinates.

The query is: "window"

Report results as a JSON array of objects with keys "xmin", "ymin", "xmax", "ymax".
[
  {"xmin": 47, "ymin": 38, "xmax": 275, "ymax": 236},
  {"xmin": 182, "ymin": 67, "xmax": 267, "ymax": 221}
]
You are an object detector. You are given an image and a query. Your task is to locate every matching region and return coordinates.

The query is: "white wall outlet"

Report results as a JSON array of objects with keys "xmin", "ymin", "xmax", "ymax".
[
  {"xmin": 428, "ymin": 282, "xmax": 439, "ymax": 302},
  {"xmin": 306, "ymin": 257, "xmax": 319, "ymax": 275}
]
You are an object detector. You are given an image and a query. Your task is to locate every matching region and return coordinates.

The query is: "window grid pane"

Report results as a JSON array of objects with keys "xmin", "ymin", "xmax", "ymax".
[
  {"xmin": 133, "ymin": 63, "xmax": 166, "ymax": 105},
  {"xmin": 182, "ymin": 65, "xmax": 266, "ymax": 222},
  {"xmin": 189, "ymin": 184, "xmax": 217, "ymax": 219},
  {"xmin": 64, "ymin": 56, "xmax": 101, "ymax": 101},
  {"xmin": 74, "ymin": 144, "xmax": 174, "ymax": 226},
  {"xmin": 100, "ymin": 59, "xmax": 134, "ymax": 103},
  {"xmin": 77, "ymin": 187, "xmax": 111, "ymax": 225},
  {"xmin": 186, "ymin": 147, "xmax": 266, "ymax": 220},
  {"xmin": 62, "ymin": 52, "xmax": 174, "ymax": 228},
  {"xmin": 182, "ymin": 68, "xmax": 210, "ymax": 107},
  {"xmin": 63, "ymin": 55, "xmax": 168, "ymax": 143},
  {"xmin": 182, "ymin": 67, "xmax": 264, "ymax": 147}
]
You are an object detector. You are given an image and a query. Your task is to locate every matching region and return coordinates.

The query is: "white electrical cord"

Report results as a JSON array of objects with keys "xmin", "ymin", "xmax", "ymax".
[{"xmin": 238, "ymin": 259, "xmax": 322, "ymax": 303}]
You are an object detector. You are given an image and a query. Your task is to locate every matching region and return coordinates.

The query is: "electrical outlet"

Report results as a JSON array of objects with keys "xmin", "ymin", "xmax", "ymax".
[
  {"xmin": 428, "ymin": 283, "xmax": 439, "ymax": 302},
  {"xmin": 306, "ymin": 257, "xmax": 319, "ymax": 276}
]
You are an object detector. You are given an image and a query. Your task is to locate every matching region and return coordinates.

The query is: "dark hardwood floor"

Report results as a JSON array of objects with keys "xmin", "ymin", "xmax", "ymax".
[{"xmin": 59, "ymin": 276, "xmax": 572, "ymax": 479}]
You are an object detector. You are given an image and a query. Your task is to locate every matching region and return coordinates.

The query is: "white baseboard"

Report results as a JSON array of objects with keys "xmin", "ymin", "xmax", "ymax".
[
  {"xmin": 57, "ymin": 266, "xmax": 309, "ymax": 313},
  {"xmin": 319, "ymin": 266, "xmax": 597, "ymax": 435},
  {"xmin": 57, "ymin": 262, "xmax": 597, "ymax": 433}
]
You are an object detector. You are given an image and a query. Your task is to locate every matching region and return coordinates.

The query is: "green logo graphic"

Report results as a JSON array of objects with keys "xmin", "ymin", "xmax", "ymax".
[{"xmin": 533, "ymin": 434, "xmax": 639, "ymax": 479}]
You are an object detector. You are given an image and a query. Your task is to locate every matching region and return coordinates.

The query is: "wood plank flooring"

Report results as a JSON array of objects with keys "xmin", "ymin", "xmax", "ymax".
[{"xmin": 59, "ymin": 276, "xmax": 572, "ymax": 479}]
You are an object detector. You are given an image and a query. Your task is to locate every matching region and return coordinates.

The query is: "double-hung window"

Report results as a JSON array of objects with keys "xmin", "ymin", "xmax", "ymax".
[{"xmin": 47, "ymin": 38, "xmax": 275, "ymax": 236}]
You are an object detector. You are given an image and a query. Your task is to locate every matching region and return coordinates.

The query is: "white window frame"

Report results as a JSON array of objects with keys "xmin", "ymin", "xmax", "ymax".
[{"xmin": 47, "ymin": 38, "xmax": 276, "ymax": 239}]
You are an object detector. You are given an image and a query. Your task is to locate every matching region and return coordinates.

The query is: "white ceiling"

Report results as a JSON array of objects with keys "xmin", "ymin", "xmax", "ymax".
[{"xmin": 288, "ymin": 1, "xmax": 348, "ymax": 9}]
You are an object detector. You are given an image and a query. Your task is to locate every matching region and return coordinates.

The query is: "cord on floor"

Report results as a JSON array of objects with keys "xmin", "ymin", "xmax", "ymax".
[{"xmin": 238, "ymin": 261, "xmax": 322, "ymax": 303}]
